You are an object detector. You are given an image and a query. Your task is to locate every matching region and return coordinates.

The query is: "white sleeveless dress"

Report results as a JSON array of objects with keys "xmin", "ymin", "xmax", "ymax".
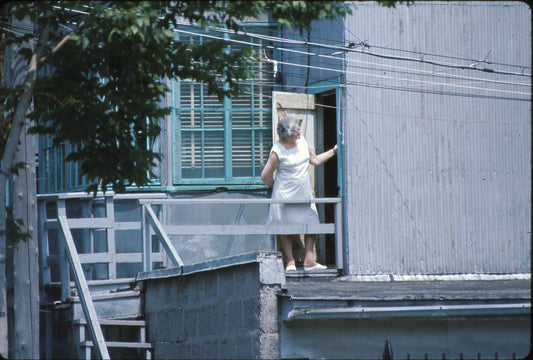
[{"xmin": 267, "ymin": 136, "xmax": 319, "ymax": 225}]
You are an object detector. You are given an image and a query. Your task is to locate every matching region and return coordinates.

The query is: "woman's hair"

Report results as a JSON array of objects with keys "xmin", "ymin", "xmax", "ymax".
[{"xmin": 277, "ymin": 116, "xmax": 300, "ymax": 139}]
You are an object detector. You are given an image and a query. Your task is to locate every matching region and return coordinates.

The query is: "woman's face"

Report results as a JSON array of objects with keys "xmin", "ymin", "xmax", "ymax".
[{"xmin": 290, "ymin": 124, "xmax": 301, "ymax": 140}]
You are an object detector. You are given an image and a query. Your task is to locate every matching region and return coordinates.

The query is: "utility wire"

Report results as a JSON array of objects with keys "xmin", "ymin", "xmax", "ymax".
[
  {"xmin": 269, "ymin": 57, "xmax": 530, "ymax": 97},
  {"xmin": 267, "ymin": 45, "xmax": 531, "ymax": 88},
  {"xmin": 195, "ymin": 22, "xmax": 531, "ymax": 77},
  {"xmin": 241, "ymin": 88, "xmax": 530, "ymax": 126},
  {"xmin": 172, "ymin": 27, "xmax": 531, "ymax": 96}
]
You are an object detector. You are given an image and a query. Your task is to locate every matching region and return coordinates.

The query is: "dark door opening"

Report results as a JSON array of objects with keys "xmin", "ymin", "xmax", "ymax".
[{"xmin": 320, "ymin": 93, "xmax": 338, "ymax": 265}]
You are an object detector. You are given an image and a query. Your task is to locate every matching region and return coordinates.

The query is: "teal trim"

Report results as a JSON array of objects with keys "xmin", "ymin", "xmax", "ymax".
[
  {"xmin": 336, "ymin": 86, "xmax": 343, "ymax": 197},
  {"xmin": 306, "ymin": 76, "xmax": 343, "ymax": 95},
  {"xmin": 307, "ymin": 76, "xmax": 344, "ymax": 196},
  {"xmin": 131, "ymin": 184, "xmax": 268, "ymax": 192},
  {"xmin": 171, "ymin": 23, "xmax": 278, "ymax": 190}
]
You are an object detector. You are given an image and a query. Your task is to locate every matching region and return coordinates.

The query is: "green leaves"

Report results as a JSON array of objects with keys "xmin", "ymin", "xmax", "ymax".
[
  {"xmin": 5, "ymin": 0, "xmax": 354, "ymax": 194},
  {"xmin": 5, "ymin": 207, "xmax": 31, "ymax": 246}
]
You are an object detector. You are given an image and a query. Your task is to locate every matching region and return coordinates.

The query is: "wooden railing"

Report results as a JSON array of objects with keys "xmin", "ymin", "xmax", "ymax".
[
  {"xmin": 56, "ymin": 215, "xmax": 110, "ymax": 360},
  {"xmin": 139, "ymin": 197, "xmax": 343, "ymax": 273},
  {"xmin": 37, "ymin": 193, "xmax": 343, "ymax": 357},
  {"xmin": 38, "ymin": 193, "xmax": 343, "ymax": 287}
]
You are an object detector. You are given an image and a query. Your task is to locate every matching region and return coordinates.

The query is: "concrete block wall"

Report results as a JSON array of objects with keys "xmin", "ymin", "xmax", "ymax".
[{"xmin": 143, "ymin": 252, "xmax": 284, "ymax": 359}]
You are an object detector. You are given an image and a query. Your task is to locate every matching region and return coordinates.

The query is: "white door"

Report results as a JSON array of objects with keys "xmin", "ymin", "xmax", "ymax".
[{"xmin": 272, "ymin": 91, "xmax": 317, "ymax": 193}]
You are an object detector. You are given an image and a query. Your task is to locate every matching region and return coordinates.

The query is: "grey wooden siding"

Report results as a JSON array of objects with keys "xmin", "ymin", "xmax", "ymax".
[
  {"xmin": 281, "ymin": 16, "xmax": 346, "ymax": 90},
  {"xmin": 341, "ymin": 2, "xmax": 531, "ymax": 275}
]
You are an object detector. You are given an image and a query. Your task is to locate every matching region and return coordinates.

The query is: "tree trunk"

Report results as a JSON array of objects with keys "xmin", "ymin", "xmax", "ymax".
[
  {"xmin": 10, "ymin": 114, "xmax": 39, "ymax": 359},
  {"xmin": 0, "ymin": 187, "xmax": 6, "ymax": 360},
  {"xmin": 0, "ymin": 17, "xmax": 50, "ymax": 359}
]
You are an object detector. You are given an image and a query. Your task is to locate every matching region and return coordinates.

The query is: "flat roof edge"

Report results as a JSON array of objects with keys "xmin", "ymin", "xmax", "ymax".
[{"xmin": 136, "ymin": 251, "xmax": 281, "ymax": 282}]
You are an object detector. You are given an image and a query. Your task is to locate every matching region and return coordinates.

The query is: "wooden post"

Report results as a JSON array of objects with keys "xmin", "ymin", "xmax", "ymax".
[
  {"xmin": 38, "ymin": 200, "xmax": 50, "ymax": 285},
  {"xmin": 11, "ymin": 113, "xmax": 40, "ymax": 359},
  {"xmin": 335, "ymin": 201, "xmax": 343, "ymax": 271},
  {"xmin": 57, "ymin": 200, "xmax": 70, "ymax": 302},
  {"xmin": 141, "ymin": 204, "xmax": 152, "ymax": 272},
  {"xmin": 105, "ymin": 195, "xmax": 116, "ymax": 279}
]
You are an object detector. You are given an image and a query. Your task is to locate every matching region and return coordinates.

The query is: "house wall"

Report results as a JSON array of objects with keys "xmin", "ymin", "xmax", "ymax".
[
  {"xmin": 339, "ymin": 1, "xmax": 531, "ymax": 275},
  {"xmin": 281, "ymin": 14, "xmax": 345, "ymax": 90},
  {"xmin": 281, "ymin": 316, "xmax": 530, "ymax": 360}
]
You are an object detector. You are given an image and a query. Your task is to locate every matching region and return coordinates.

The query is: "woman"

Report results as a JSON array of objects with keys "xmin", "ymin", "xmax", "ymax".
[{"xmin": 261, "ymin": 116, "xmax": 337, "ymax": 271}]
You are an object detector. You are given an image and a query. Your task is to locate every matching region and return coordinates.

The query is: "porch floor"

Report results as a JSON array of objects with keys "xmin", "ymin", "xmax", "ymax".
[{"xmin": 282, "ymin": 277, "xmax": 531, "ymax": 302}]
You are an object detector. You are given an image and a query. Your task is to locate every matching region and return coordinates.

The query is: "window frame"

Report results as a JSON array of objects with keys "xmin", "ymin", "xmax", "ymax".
[{"xmin": 171, "ymin": 23, "xmax": 280, "ymax": 190}]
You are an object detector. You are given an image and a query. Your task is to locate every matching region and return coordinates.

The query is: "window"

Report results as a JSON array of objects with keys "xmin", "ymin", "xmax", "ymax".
[{"xmin": 172, "ymin": 25, "xmax": 276, "ymax": 188}]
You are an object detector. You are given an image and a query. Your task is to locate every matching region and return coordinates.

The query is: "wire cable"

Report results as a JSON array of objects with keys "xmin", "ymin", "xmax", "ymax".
[
  {"xmin": 171, "ymin": 27, "xmax": 531, "ymax": 97},
  {"xmin": 194, "ymin": 22, "xmax": 531, "ymax": 77}
]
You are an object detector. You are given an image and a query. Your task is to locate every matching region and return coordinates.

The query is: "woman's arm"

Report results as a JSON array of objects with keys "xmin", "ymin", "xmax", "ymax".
[
  {"xmin": 261, "ymin": 151, "xmax": 280, "ymax": 187},
  {"xmin": 309, "ymin": 145, "xmax": 337, "ymax": 166}
]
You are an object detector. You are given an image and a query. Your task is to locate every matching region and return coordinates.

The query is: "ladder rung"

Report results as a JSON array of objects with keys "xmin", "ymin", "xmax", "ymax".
[
  {"xmin": 73, "ymin": 319, "xmax": 146, "ymax": 327},
  {"xmin": 83, "ymin": 341, "xmax": 152, "ymax": 349}
]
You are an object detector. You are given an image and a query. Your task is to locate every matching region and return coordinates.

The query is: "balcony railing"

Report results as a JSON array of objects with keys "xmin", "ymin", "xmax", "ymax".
[
  {"xmin": 138, "ymin": 197, "xmax": 343, "ymax": 273},
  {"xmin": 38, "ymin": 193, "xmax": 343, "ymax": 293}
]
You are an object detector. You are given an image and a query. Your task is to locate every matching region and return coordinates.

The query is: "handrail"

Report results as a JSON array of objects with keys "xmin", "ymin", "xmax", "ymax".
[
  {"xmin": 138, "ymin": 198, "xmax": 341, "ymax": 205},
  {"xmin": 58, "ymin": 215, "xmax": 110, "ymax": 360},
  {"xmin": 143, "ymin": 204, "xmax": 185, "ymax": 270},
  {"xmin": 139, "ymin": 197, "xmax": 343, "ymax": 271}
]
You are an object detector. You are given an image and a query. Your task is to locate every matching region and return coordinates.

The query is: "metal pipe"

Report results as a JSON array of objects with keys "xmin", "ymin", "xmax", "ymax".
[{"xmin": 284, "ymin": 303, "xmax": 531, "ymax": 321}]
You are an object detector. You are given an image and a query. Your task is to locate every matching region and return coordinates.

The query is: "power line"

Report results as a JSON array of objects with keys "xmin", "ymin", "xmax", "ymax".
[
  {"xmin": 271, "ymin": 58, "xmax": 530, "ymax": 97},
  {"xmin": 241, "ymin": 88, "xmax": 530, "ymax": 126},
  {"xmin": 269, "ymin": 45, "xmax": 531, "ymax": 88},
  {"xmin": 172, "ymin": 27, "xmax": 531, "ymax": 97},
  {"xmin": 198, "ymin": 22, "xmax": 531, "ymax": 77}
]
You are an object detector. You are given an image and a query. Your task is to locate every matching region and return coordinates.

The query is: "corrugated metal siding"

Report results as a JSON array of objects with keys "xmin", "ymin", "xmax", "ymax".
[
  {"xmin": 281, "ymin": 17, "xmax": 345, "ymax": 90},
  {"xmin": 341, "ymin": 2, "xmax": 531, "ymax": 275}
]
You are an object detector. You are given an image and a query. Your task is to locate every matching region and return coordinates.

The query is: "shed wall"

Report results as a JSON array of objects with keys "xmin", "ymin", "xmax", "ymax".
[{"xmin": 341, "ymin": 2, "xmax": 531, "ymax": 275}]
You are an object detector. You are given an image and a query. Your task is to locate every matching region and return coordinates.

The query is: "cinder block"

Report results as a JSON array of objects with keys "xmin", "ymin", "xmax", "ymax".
[
  {"xmin": 259, "ymin": 288, "xmax": 280, "ymax": 334},
  {"xmin": 187, "ymin": 274, "xmax": 204, "ymax": 307},
  {"xmin": 226, "ymin": 300, "xmax": 243, "ymax": 334},
  {"xmin": 190, "ymin": 341, "xmax": 205, "ymax": 359},
  {"xmin": 170, "ymin": 308, "xmax": 185, "ymax": 342},
  {"xmin": 184, "ymin": 309, "xmax": 199, "ymax": 339},
  {"xmin": 257, "ymin": 333, "xmax": 280, "ymax": 359},
  {"xmin": 147, "ymin": 311, "xmax": 158, "ymax": 339},
  {"xmin": 176, "ymin": 277, "xmax": 190, "ymax": 301},
  {"xmin": 219, "ymin": 338, "xmax": 236, "ymax": 359},
  {"xmin": 218, "ymin": 269, "xmax": 234, "ymax": 300},
  {"xmin": 174, "ymin": 342, "xmax": 192, "ymax": 359},
  {"xmin": 233, "ymin": 265, "xmax": 260, "ymax": 297},
  {"xmin": 223, "ymin": 336, "xmax": 255, "ymax": 360},
  {"xmin": 242, "ymin": 298, "xmax": 260, "ymax": 330},
  {"xmin": 202, "ymin": 338, "xmax": 220, "ymax": 359},
  {"xmin": 153, "ymin": 342, "xmax": 179, "ymax": 360},
  {"xmin": 198, "ymin": 304, "xmax": 224, "ymax": 337},
  {"xmin": 158, "ymin": 310, "xmax": 171, "ymax": 342},
  {"xmin": 237, "ymin": 336, "xmax": 255, "ymax": 360},
  {"xmin": 144, "ymin": 253, "xmax": 283, "ymax": 359},
  {"xmin": 204, "ymin": 272, "xmax": 218, "ymax": 300}
]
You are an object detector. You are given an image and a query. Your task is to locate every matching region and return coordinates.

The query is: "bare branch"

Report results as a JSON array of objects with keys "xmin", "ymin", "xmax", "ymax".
[{"xmin": 37, "ymin": 21, "xmax": 85, "ymax": 68}]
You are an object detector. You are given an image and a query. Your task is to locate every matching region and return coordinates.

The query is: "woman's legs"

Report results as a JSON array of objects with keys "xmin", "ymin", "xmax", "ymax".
[
  {"xmin": 282, "ymin": 234, "xmax": 325, "ymax": 269},
  {"xmin": 281, "ymin": 235, "xmax": 295, "ymax": 267},
  {"xmin": 303, "ymin": 234, "xmax": 319, "ymax": 267}
]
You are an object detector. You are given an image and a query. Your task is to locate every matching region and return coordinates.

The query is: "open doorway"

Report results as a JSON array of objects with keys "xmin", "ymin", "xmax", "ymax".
[{"xmin": 316, "ymin": 92, "xmax": 338, "ymax": 266}]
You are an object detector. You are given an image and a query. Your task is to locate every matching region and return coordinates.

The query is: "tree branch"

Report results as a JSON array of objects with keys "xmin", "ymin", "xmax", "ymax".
[
  {"xmin": 37, "ymin": 21, "xmax": 85, "ymax": 68},
  {"xmin": 0, "ymin": 21, "xmax": 51, "ymax": 175}
]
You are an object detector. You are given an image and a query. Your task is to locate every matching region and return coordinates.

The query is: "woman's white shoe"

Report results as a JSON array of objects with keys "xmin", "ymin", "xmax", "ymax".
[{"xmin": 303, "ymin": 264, "xmax": 327, "ymax": 271}]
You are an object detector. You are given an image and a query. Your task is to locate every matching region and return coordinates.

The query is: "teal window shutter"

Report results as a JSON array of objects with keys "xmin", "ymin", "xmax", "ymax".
[{"xmin": 172, "ymin": 25, "xmax": 276, "ymax": 189}]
